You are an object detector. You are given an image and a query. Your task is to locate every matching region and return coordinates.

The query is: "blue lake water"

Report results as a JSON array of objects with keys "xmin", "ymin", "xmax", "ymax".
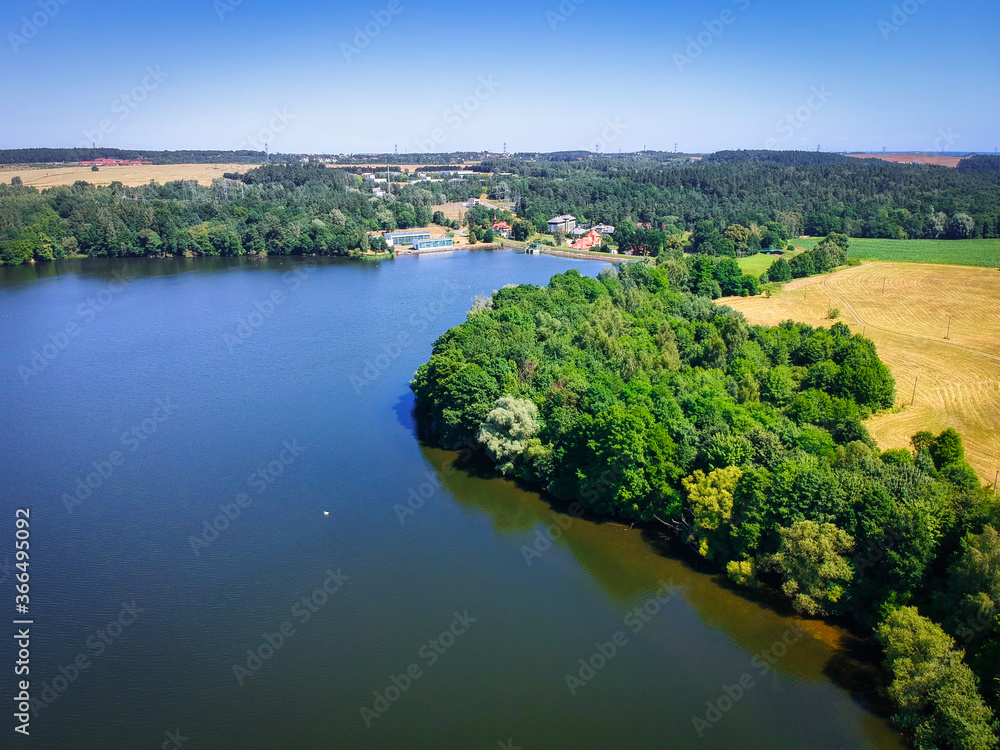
[{"xmin": 0, "ymin": 250, "xmax": 904, "ymax": 749}]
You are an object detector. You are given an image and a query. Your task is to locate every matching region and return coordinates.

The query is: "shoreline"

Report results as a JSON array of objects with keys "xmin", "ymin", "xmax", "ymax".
[{"xmin": 539, "ymin": 248, "xmax": 628, "ymax": 263}]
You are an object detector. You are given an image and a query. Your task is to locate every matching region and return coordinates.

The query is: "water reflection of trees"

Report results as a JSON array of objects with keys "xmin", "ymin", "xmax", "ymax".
[{"xmin": 422, "ymin": 443, "xmax": 904, "ymax": 749}]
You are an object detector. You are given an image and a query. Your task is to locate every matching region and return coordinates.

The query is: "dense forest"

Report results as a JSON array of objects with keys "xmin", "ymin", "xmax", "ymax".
[
  {"xmin": 0, "ymin": 148, "xmax": 286, "ymax": 165},
  {"xmin": 0, "ymin": 148, "xmax": 491, "ymax": 166},
  {"xmin": 484, "ymin": 152, "xmax": 1000, "ymax": 240},
  {"xmin": 959, "ymin": 155, "xmax": 1000, "ymax": 171},
  {"xmin": 412, "ymin": 263, "xmax": 1000, "ymax": 749},
  {"xmin": 5, "ymin": 152, "xmax": 1000, "ymax": 267},
  {"xmin": 0, "ymin": 164, "xmax": 487, "ymax": 264}
]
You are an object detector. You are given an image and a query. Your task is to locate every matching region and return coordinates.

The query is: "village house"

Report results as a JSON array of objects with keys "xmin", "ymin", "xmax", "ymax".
[{"xmin": 571, "ymin": 228, "xmax": 603, "ymax": 251}]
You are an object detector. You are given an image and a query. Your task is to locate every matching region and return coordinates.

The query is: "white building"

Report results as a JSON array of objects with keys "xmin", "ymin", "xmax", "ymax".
[{"xmin": 548, "ymin": 215, "xmax": 577, "ymax": 234}]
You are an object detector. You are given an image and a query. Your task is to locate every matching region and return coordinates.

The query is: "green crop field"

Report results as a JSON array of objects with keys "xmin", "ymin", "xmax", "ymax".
[{"xmin": 794, "ymin": 237, "xmax": 1000, "ymax": 267}]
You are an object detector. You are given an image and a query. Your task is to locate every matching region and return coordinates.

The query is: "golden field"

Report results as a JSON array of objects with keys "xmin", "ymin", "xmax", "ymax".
[
  {"xmin": 721, "ymin": 262, "xmax": 1000, "ymax": 482},
  {"xmin": 0, "ymin": 163, "xmax": 259, "ymax": 188}
]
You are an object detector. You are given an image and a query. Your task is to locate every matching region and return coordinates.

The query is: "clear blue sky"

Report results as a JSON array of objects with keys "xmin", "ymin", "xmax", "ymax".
[{"xmin": 1, "ymin": 0, "xmax": 997, "ymax": 153}]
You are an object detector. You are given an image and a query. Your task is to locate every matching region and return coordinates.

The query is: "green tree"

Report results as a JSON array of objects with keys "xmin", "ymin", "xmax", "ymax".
[
  {"xmin": 947, "ymin": 213, "xmax": 975, "ymax": 240},
  {"xmin": 683, "ymin": 466, "xmax": 743, "ymax": 560},
  {"xmin": 878, "ymin": 607, "xmax": 998, "ymax": 750},
  {"xmin": 947, "ymin": 526, "xmax": 1000, "ymax": 645},
  {"xmin": 771, "ymin": 520, "xmax": 854, "ymax": 616},
  {"xmin": 928, "ymin": 428, "xmax": 965, "ymax": 469},
  {"xmin": 477, "ymin": 396, "xmax": 542, "ymax": 476}
]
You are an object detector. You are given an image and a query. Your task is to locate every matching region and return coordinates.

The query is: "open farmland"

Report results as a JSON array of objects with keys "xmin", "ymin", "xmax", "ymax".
[
  {"xmin": 0, "ymin": 163, "xmax": 259, "ymax": 188},
  {"xmin": 721, "ymin": 262, "xmax": 1000, "ymax": 482},
  {"xmin": 846, "ymin": 153, "xmax": 965, "ymax": 168},
  {"xmin": 795, "ymin": 237, "xmax": 1000, "ymax": 267}
]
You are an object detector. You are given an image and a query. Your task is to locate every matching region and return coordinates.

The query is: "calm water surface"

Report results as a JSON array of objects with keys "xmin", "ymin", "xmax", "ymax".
[{"xmin": 0, "ymin": 251, "xmax": 904, "ymax": 749}]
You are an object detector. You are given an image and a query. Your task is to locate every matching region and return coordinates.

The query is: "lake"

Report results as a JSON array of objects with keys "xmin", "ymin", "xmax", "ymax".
[{"xmin": 0, "ymin": 250, "xmax": 904, "ymax": 749}]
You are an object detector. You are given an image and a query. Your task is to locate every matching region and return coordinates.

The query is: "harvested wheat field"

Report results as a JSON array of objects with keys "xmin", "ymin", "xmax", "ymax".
[
  {"xmin": 847, "ymin": 153, "xmax": 966, "ymax": 168},
  {"xmin": 1, "ymin": 163, "xmax": 259, "ymax": 189},
  {"xmin": 721, "ymin": 262, "xmax": 1000, "ymax": 481}
]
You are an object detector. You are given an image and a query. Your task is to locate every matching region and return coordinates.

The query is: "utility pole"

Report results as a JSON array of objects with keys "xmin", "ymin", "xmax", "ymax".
[
  {"xmin": 882, "ymin": 277, "xmax": 886, "ymax": 295},
  {"xmin": 911, "ymin": 377, "xmax": 918, "ymax": 406},
  {"xmin": 945, "ymin": 315, "xmax": 952, "ymax": 340},
  {"xmin": 994, "ymin": 470, "xmax": 998, "ymax": 496}
]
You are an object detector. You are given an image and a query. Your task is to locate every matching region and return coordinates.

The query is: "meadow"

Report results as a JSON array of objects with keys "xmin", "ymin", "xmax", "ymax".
[
  {"xmin": 737, "ymin": 249, "xmax": 799, "ymax": 276},
  {"xmin": 721, "ymin": 261, "xmax": 1000, "ymax": 482},
  {"xmin": 795, "ymin": 236, "xmax": 1000, "ymax": 267}
]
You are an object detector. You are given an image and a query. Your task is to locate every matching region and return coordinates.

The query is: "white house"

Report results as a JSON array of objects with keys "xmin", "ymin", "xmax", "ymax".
[{"xmin": 548, "ymin": 215, "xmax": 577, "ymax": 234}]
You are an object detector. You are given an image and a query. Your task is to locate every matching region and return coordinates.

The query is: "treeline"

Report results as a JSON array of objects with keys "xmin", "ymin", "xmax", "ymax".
[
  {"xmin": 761, "ymin": 234, "xmax": 850, "ymax": 283},
  {"xmin": 703, "ymin": 150, "xmax": 854, "ymax": 166},
  {"xmin": 335, "ymin": 152, "xmax": 482, "ymax": 165},
  {"xmin": 0, "ymin": 148, "xmax": 287, "ymax": 165},
  {"xmin": 959, "ymin": 155, "xmax": 1000, "ymax": 171},
  {"xmin": 412, "ymin": 265, "xmax": 999, "ymax": 749},
  {"xmin": 482, "ymin": 153, "xmax": 1000, "ymax": 240},
  {"xmin": 0, "ymin": 164, "xmax": 485, "ymax": 264}
]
